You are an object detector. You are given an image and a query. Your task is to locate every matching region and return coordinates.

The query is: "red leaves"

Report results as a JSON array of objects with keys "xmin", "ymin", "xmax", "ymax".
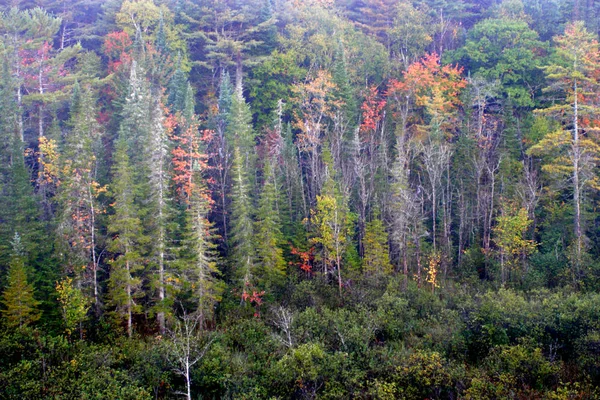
[
  {"xmin": 241, "ymin": 290, "xmax": 265, "ymax": 305},
  {"xmin": 103, "ymin": 31, "xmax": 133, "ymax": 73},
  {"xmin": 360, "ymin": 86, "xmax": 387, "ymax": 144},
  {"xmin": 290, "ymin": 246, "xmax": 315, "ymax": 275},
  {"xmin": 240, "ymin": 288, "xmax": 266, "ymax": 318}
]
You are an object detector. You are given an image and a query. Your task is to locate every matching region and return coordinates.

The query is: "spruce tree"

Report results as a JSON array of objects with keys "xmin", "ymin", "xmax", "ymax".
[
  {"xmin": 107, "ymin": 137, "xmax": 145, "ymax": 338},
  {"xmin": 167, "ymin": 53, "xmax": 187, "ymax": 114},
  {"xmin": 1, "ymin": 233, "xmax": 41, "ymax": 330},
  {"xmin": 254, "ymin": 159, "xmax": 286, "ymax": 290},
  {"xmin": 229, "ymin": 146, "xmax": 256, "ymax": 295},
  {"xmin": 183, "ymin": 170, "xmax": 223, "ymax": 325},
  {"xmin": 120, "ymin": 60, "xmax": 151, "ymax": 163},
  {"xmin": 211, "ymin": 71, "xmax": 234, "ymax": 242},
  {"xmin": 363, "ymin": 211, "xmax": 393, "ymax": 276},
  {"xmin": 226, "ymin": 80, "xmax": 256, "ymax": 175}
]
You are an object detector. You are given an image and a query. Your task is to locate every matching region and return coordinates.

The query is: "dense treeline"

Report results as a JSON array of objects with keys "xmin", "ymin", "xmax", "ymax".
[{"xmin": 2, "ymin": 0, "xmax": 600, "ymax": 398}]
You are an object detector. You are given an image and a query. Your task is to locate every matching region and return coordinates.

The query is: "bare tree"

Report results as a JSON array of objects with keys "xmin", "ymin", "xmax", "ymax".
[
  {"xmin": 271, "ymin": 306, "xmax": 295, "ymax": 349},
  {"xmin": 166, "ymin": 311, "xmax": 216, "ymax": 400}
]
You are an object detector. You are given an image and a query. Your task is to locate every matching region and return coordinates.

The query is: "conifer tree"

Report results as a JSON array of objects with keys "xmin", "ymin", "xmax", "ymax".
[
  {"xmin": 1, "ymin": 233, "xmax": 41, "ymax": 330},
  {"xmin": 363, "ymin": 212, "xmax": 392, "ymax": 276},
  {"xmin": 227, "ymin": 80, "xmax": 256, "ymax": 175},
  {"xmin": 210, "ymin": 71, "xmax": 234, "ymax": 242},
  {"xmin": 254, "ymin": 159, "xmax": 286, "ymax": 289},
  {"xmin": 146, "ymin": 90, "xmax": 171, "ymax": 335},
  {"xmin": 0, "ymin": 56, "xmax": 42, "ymax": 267},
  {"xmin": 167, "ymin": 53, "xmax": 187, "ymax": 114},
  {"xmin": 229, "ymin": 145, "xmax": 256, "ymax": 295},
  {"xmin": 107, "ymin": 137, "xmax": 145, "ymax": 338},
  {"xmin": 120, "ymin": 60, "xmax": 151, "ymax": 163},
  {"xmin": 173, "ymin": 84, "xmax": 223, "ymax": 325},
  {"xmin": 183, "ymin": 162, "xmax": 223, "ymax": 326},
  {"xmin": 529, "ymin": 21, "xmax": 600, "ymax": 282}
]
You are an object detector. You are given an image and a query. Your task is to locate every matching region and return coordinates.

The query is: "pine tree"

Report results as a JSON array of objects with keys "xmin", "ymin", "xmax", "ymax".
[
  {"xmin": 1, "ymin": 233, "xmax": 41, "ymax": 330},
  {"xmin": 107, "ymin": 137, "xmax": 145, "ymax": 338},
  {"xmin": 254, "ymin": 159, "xmax": 286, "ymax": 289},
  {"xmin": 529, "ymin": 21, "xmax": 600, "ymax": 283}
]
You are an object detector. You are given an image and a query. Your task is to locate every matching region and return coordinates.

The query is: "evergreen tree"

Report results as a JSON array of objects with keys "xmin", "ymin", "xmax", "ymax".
[
  {"xmin": 210, "ymin": 71, "xmax": 234, "ymax": 242},
  {"xmin": 529, "ymin": 21, "xmax": 600, "ymax": 283},
  {"xmin": 226, "ymin": 80, "xmax": 256, "ymax": 174},
  {"xmin": 363, "ymin": 212, "xmax": 392, "ymax": 276},
  {"xmin": 1, "ymin": 233, "xmax": 41, "ymax": 330},
  {"xmin": 167, "ymin": 53, "xmax": 187, "ymax": 114},
  {"xmin": 183, "ymin": 167, "xmax": 223, "ymax": 326},
  {"xmin": 120, "ymin": 60, "xmax": 151, "ymax": 163},
  {"xmin": 146, "ymin": 90, "xmax": 172, "ymax": 335},
  {"xmin": 107, "ymin": 137, "xmax": 145, "ymax": 338},
  {"xmin": 229, "ymin": 146, "xmax": 256, "ymax": 294},
  {"xmin": 254, "ymin": 159, "xmax": 286, "ymax": 290}
]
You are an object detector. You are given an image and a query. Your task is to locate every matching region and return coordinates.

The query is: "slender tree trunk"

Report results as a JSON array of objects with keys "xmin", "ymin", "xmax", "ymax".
[
  {"xmin": 573, "ymin": 79, "xmax": 582, "ymax": 283},
  {"xmin": 88, "ymin": 186, "xmax": 99, "ymax": 310},
  {"xmin": 126, "ymin": 259, "xmax": 132, "ymax": 338}
]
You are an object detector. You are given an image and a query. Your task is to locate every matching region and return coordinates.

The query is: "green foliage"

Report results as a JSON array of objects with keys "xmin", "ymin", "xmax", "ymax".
[
  {"xmin": 229, "ymin": 146, "xmax": 256, "ymax": 291},
  {"xmin": 449, "ymin": 13, "xmax": 545, "ymax": 107},
  {"xmin": 1, "ymin": 234, "xmax": 41, "ymax": 330},
  {"xmin": 248, "ymin": 50, "xmax": 306, "ymax": 127},
  {"xmin": 254, "ymin": 160, "xmax": 286, "ymax": 289},
  {"xmin": 107, "ymin": 137, "xmax": 145, "ymax": 336},
  {"xmin": 3, "ymin": 1, "xmax": 600, "ymax": 398},
  {"xmin": 363, "ymin": 215, "xmax": 393, "ymax": 276},
  {"xmin": 56, "ymin": 277, "xmax": 90, "ymax": 338}
]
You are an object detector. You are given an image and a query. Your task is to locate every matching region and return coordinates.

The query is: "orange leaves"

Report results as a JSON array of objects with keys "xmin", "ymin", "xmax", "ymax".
[
  {"xmin": 290, "ymin": 246, "xmax": 315, "ymax": 275},
  {"xmin": 170, "ymin": 112, "xmax": 214, "ymax": 205},
  {"xmin": 241, "ymin": 289, "xmax": 265, "ymax": 305},
  {"xmin": 360, "ymin": 86, "xmax": 386, "ymax": 137},
  {"xmin": 387, "ymin": 53, "xmax": 466, "ymax": 125},
  {"xmin": 293, "ymin": 70, "xmax": 339, "ymax": 153}
]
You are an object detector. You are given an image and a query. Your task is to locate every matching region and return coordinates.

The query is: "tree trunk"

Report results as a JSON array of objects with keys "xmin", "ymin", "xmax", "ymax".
[{"xmin": 573, "ymin": 78, "xmax": 582, "ymax": 283}]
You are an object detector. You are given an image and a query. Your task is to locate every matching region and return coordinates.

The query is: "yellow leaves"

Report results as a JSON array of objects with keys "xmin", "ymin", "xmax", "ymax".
[
  {"xmin": 527, "ymin": 129, "xmax": 569, "ymax": 157},
  {"xmin": 38, "ymin": 136, "xmax": 60, "ymax": 186},
  {"xmin": 90, "ymin": 180, "xmax": 108, "ymax": 196},
  {"xmin": 426, "ymin": 251, "xmax": 441, "ymax": 293},
  {"xmin": 293, "ymin": 70, "xmax": 342, "ymax": 153},
  {"xmin": 116, "ymin": 0, "xmax": 171, "ymax": 34},
  {"xmin": 494, "ymin": 207, "xmax": 537, "ymax": 272}
]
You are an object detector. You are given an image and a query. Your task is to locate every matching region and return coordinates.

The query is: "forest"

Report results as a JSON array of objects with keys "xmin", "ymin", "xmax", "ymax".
[{"xmin": 3, "ymin": 0, "xmax": 600, "ymax": 398}]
